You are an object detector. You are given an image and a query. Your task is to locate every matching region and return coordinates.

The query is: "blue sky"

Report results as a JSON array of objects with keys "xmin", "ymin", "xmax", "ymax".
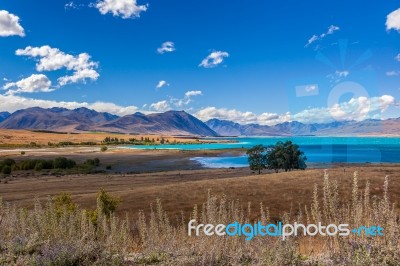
[{"xmin": 1, "ymin": 0, "xmax": 400, "ymax": 125}]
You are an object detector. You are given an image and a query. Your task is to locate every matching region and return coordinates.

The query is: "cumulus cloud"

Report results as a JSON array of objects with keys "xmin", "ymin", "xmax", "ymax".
[
  {"xmin": 185, "ymin": 90, "xmax": 202, "ymax": 97},
  {"xmin": 0, "ymin": 94, "xmax": 138, "ymax": 116},
  {"xmin": 16, "ymin": 45, "xmax": 99, "ymax": 86},
  {"xmin": 195, "ymin": 107, "xmax": 289, "ymax": 126},
  {"xmin": 199, "ymin": 51, "xmax": 229, "ymax": 68},
  {"xmin": 395, "ymin": 54, "xmax": 400, "ymax": 61},
  {"xmin": 149, "ymin": 90, "xmax": 202, "ymax": 111},
  {"xmin": 156, "ymin": 80, "xmax": 169, "ymax": 89},
  {"xmin": 293, "ymin": 95, "xmax": 395, "ymax": 123},
  {"xmin": 157, "ymin": 41, "xmax": 175, "ymax": 54},
  {"xmin": 172, "ymin": 90, "xmax": 202, "ymax": 107},
  {"xmin": 150, "ymin": 100, "xmax": 170, "ymax": 112},
  {"xmin": 3, "ymin": 74, "xmax": 52, "ymax": 95},
  {"xmin": 386, "ymin": 8, "xmax": 400, "ymax": 32},
  {"xmin": 94, "ymin": 0, "xmax": 148, "ymax": 19},
  {"xmin": 305, "ymin": 25, "xmax": 340, "ymax": 47},
  {"xmin": 195, "ymin": 95, "xmax": 396, "ymax": 125},
  {"xmin": 0, "ymin": 10, "xmax": 25, "ymax": 37}
]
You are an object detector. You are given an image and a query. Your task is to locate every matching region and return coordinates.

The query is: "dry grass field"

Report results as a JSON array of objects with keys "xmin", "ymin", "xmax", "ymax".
[
  {"xmin": 1, "ymin": 143, "xmax": 400, "ymax": 264},
  {"xmin": 1, "ymin": 164, "xmax": 399, "ymax": 222},
  {"xmin": 0, "ymin": 129, "xmax": 206, "ymax": 146}
]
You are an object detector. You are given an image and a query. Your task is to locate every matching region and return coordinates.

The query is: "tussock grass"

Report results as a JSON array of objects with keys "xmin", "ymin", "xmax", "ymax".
[{"xmin": 0, "ymin": 171, "xmax": 399, "ymax": 265}]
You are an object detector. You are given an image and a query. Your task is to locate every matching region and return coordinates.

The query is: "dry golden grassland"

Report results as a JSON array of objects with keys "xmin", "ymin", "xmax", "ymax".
[
  {"xmin": 0, "ymin": 167, "xmax": 399, "ymax": 265},
  {"xmin": 1, "ymin": 165, "xmax": 399, "ymax": 223},
  {"xmin": 0, "ymin": 129, "xmax": 207, "ymax": 146}
]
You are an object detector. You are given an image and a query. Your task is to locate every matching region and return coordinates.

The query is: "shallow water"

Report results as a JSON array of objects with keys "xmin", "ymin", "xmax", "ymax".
[{"xmin": 124, "ymin": 137, "xmax": 400, "ymax": 167}]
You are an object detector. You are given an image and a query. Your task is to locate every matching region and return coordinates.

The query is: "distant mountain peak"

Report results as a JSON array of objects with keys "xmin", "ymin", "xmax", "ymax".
[
  {"xmin": 0, "ymin": 107, "xmax": 218, "ymax": 136},
  {"xmin": 206, "ymin": 118, "xmax": 399, "ymax": 136}
]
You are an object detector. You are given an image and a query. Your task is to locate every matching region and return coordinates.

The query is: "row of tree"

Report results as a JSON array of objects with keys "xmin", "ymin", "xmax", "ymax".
[{"xmin": 247, "ymin": 141, "xmax": 307, "ymax": 174}]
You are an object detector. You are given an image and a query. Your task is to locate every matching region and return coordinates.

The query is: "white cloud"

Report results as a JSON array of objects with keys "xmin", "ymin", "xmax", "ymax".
[
  {"xmin": 65, "ymin": 1, "xmax": 84, "ymax": 10},
  {"xmin": 195, "ymin": 95, "xmax": 396, "ymax": 125},
  {"xmin": 65, "ymin": 2, "xmax": 76, "ymax": 9},
  {"xmin": 386, "ymin": 71, "xmax": 400, "ymax": 76},
  {"xmin": 157, "ymin": 41, "xmax": 175, "ymax": 54},
  {"xmin": 16, "ymin": 45, "xmax": 99, "ymax": 86},
  {"xmin": 305, "ymin": 25, "xmax": 340, "ymax": 47},
  {"xmin": 0, "ymin": 94, "xmax": 138, "ymax": 116},
  {"xmin": 293, "ymin": 95, "xmax": 395, "ymax": 123},
  {"xmin": 172, "ymin": 90, "xmax": 202, "ymax": 107},
  {"xmin": 150, "ymin": 100, "xmax": 170, "ymax": 112},
  {"xmin": 386, "ymin": 8, "xmax": 400, "ymax": 32},
  {"xmin": 0, "ymin": 10, "xmax": 25, "ymax": 37},
  {"xmin": 395, "ymin": 54, "xmax": 400, "ymax": 61},
  {"xmin": 156, "ymin": 80, "xmax": 169, "ymax": 89},
  {"xmin": 185, "ymin": 90, "xmax": 202, "ymax": 97},
  {"xmin": 3, "ymin": 74, "xmax": 52, "ymax": 95},
  {"xmin": 95, "ymin": 0, "xmax": 148, "ymax": 19},
  {"xmin": 199, "ymin": 51, "xmax": 229, "ymax": 68},
  {"xmin": 195, "ymin": 107, "xmax": 289, "ymax": 126},
  {"xmin": 149, "ymin": 90, "xmax": 202, "ymax": 110}
]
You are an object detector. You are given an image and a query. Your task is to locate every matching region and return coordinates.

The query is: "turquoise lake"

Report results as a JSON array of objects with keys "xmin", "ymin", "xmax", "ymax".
[{"xmin": 123, "ymin": 137, "xmax": 400, "ymax": 168}]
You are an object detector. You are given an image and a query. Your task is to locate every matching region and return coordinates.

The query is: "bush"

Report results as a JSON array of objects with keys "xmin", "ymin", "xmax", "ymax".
[
  {"xmin": 2, "ymin": 165, "xmax": 11, "ymax": 175},
  {"xmin": 0, "ymin": 191, "xmax": 129, "ymax": 265},
  {"xmin": 100, "ymin": 146, "xmax": 108, "ymax": 152},
  {"xmin": 53, "ymin": 157, "xmax": 76, "ymax": 169},
  {"xmin": 97, "ymin": 188, "xmax": 120, "ymax": 216},
  {"xmin": 106, "ymin": 165, "xmax": 112, "ymax": 170},
  {"xmin": 3, "ymin": 158, "xmax": 15, "ymax": 166},
  {"xmin": 34, "ymin": 162, "xmax": 44, "ymax": 171},
  {"xmin": 20, "ymin": 151, "xmax": 25, "ymax": 155},
  {"xmin": 84, "ymin": 159, "xmax": 96, "ymax": 166}
]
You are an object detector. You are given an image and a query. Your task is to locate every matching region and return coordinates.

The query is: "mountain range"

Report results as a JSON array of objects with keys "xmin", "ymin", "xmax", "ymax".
[
  {"xmin": 0, "ymin": 107, "xmax": 218, "ymax": 136},
  {"xmin": 0, "ymin": 107, "xmax": 399, "ymax": 136},
  {"xmin": 205, "ymin": 118, "xmax": 400, "ymax": 136}
]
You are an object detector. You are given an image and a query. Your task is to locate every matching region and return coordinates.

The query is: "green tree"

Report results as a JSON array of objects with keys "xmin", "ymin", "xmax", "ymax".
[
  {"xmin": 246, "ymin": 145, "xmax": 268, "ymax": 174},
  {"xmin": 266, "ymin": 141, "xmax": 307, "ymax": 173}
]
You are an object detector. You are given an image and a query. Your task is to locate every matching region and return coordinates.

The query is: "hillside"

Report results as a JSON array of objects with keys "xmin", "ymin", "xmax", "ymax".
[{"xmin": 0, "ymin": 108, "xmax": 218, "ymax": 137}]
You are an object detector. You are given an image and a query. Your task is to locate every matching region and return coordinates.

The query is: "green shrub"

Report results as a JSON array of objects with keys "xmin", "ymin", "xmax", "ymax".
[
  {"xmin": 53, "ymin": 157, "xmax": 76, "ymax": 169},
  {"xmin": 20, "ymin": 151, "xmax": 25, "ymax": 155},
  {"xmin": 85, "ymin": 159, "xmax": 96, "ymax": 166},
  {"xmin": 2, "ymin": 165, "xmax": 11, "ymax": 175},
  {"xmin": 34, "ymin": 162, "xmax": 43, "ymax": 171},
  {"xmin": 100, "ymin": 146, "xmax": 108, "ymax": 152},
  {"xmin": 106, "ymin": 165, "xmax": 112, "ymax": 170},
  {"xmin": 97, "ymin": 188, "xmax": 120, "ymax": 216},
  {"xmin": 54, "ymin": 192, "xmax": 77, "ymax": 216},
  {"xmin": 3, "ymin": 158, "xmax": 15, "ymax": 166}
]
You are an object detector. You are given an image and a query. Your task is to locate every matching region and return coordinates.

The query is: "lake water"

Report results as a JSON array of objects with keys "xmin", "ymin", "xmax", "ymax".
[{"xmin": 123, "ymin": 137, "xmax": 400, "ymax": 168}]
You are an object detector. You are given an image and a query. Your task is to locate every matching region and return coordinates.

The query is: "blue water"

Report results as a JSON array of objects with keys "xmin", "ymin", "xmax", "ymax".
[{"xmin": 123, "ymin": 137, "xmax": 400, "ymax": 167}]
